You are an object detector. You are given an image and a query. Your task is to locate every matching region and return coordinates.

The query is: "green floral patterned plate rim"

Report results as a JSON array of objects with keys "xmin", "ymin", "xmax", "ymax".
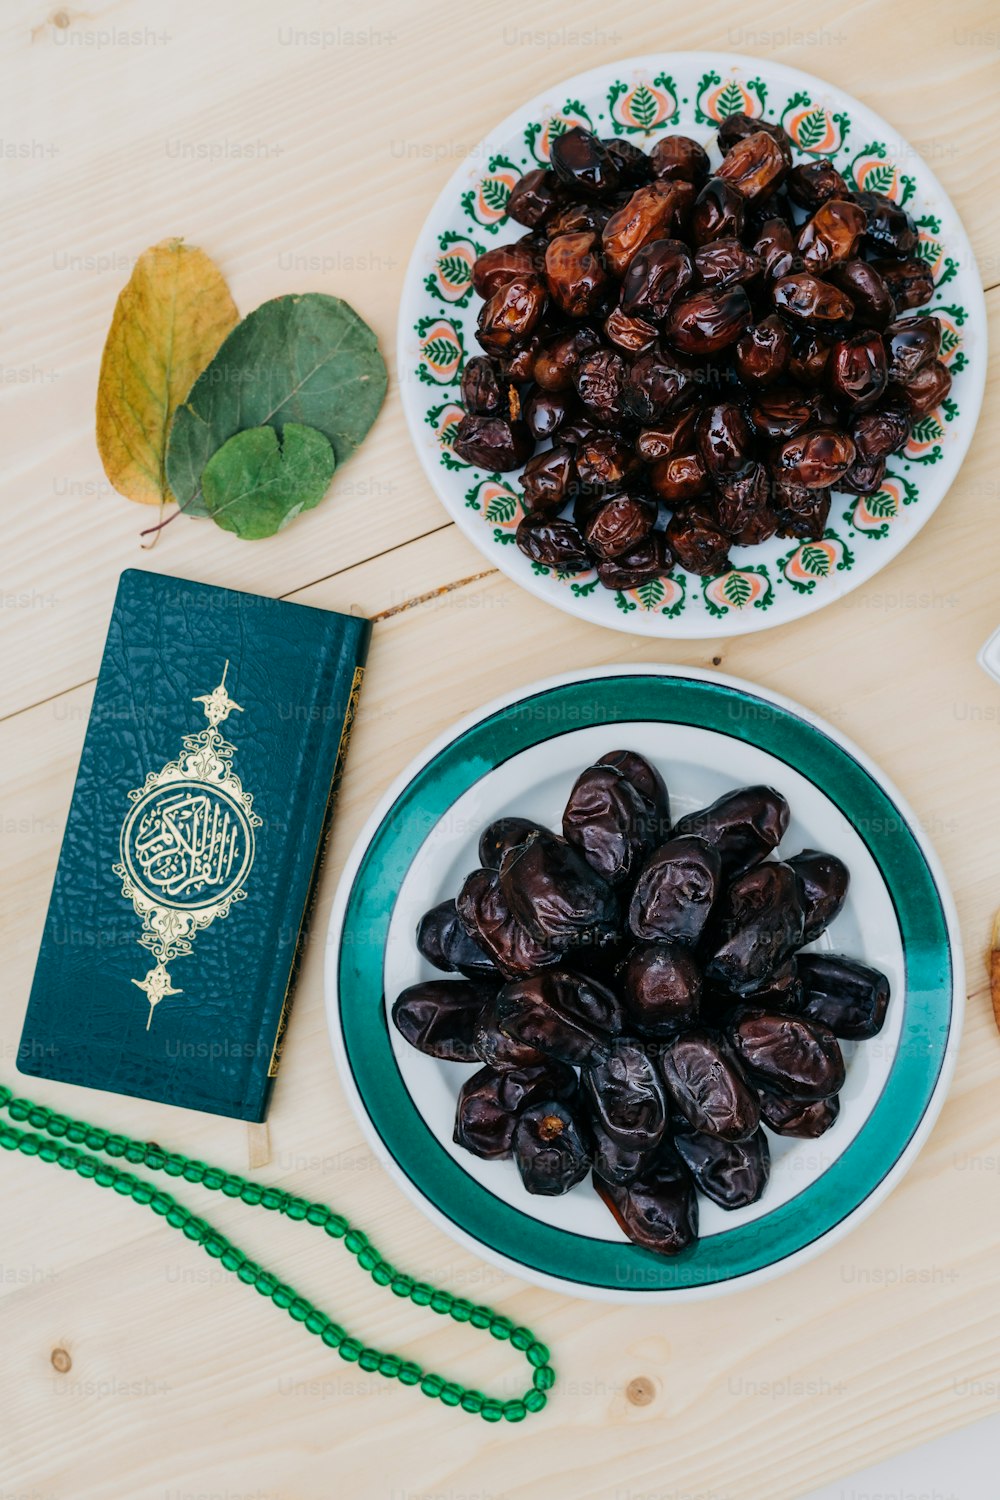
[
  {"xmin": 397, "ymin": 53, "xmax": 987, "ymax": 637},
  {"xmin": 325, "ymin": 667, "xmax": 964, "ymax": 1301}
]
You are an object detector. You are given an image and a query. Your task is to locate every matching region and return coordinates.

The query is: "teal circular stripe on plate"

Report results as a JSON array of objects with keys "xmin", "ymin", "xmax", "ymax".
[{"xmin": 338, "ymin": 675, "xmax": 952, "ymax": 1291}]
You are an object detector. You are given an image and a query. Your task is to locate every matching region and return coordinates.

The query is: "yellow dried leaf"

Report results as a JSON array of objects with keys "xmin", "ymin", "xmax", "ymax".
[{"xmin": 96, "ymin": 238, "xmax": 238, "ymax": 505}]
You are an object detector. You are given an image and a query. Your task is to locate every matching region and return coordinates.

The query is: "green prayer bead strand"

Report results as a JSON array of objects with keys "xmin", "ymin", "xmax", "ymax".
[{"xmin": 0, "ymin": 1087, "xmax": 554, "ymax": 1422}]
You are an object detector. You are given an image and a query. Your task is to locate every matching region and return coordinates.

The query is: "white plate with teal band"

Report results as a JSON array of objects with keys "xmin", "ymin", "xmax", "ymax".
[
  {"xmin": 398, "ymin": 53, "xmax": 986, "ymax": 637},
  {"xmin": 325, "ymin": 667, "xmax": 963, "ymax": 1301}
]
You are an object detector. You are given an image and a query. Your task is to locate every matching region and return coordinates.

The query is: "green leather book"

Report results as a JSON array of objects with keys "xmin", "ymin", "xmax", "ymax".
[{"xmin": 17, "ymin": 569, "xmax": 370, "ymax": 1121}]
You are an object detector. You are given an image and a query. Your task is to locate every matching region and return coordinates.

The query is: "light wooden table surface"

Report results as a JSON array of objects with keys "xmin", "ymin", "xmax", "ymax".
[{"xmin": 3, "ymin": 2, "xmax": 999, "ymax": 1496}]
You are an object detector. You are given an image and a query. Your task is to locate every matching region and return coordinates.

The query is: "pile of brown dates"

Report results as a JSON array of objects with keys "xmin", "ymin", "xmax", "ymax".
[
  {"xmin": 392, "ymin": 750, "xmax": 891, "ymax": 1256},
  {"xmin": 452, "ymin": 118, "xmax": 948, "ymax": 585}
]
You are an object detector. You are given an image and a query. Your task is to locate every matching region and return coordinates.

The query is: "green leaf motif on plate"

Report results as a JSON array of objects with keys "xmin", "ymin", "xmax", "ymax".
[
  {"xmin": 796, "ymin": 109, "xmax": 827, "ymax": 151},
  {"xmin": 723, "ymin": 572, "xmax": 753, "ymax": 608},
  {"xmin": 166, "ymin": 293, "xmax": 387, "ymax": 515},
  {"xmin": 715, "ymin": 80, "xmax": 746, "ymax": 119},
  {"xmin": 629, "ymin": 86, "xmax": 658, "ymax": 131},
  {"xmin": 201, "ymin": 423, "xmax": 336, "ymax": 540}
]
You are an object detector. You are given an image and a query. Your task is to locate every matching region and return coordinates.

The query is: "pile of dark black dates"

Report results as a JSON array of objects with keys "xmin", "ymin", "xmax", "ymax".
[
  {"xmin": 392, "ymin": 750, "xmax": 891, "ymax": 1256},
  {"xmin": 452, "ymin": 117, "xmax": 949, "ymax": 586}
]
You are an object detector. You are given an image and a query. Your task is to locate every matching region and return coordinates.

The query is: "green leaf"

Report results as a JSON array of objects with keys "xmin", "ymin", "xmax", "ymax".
[
  {"xmin": 201, "ymin": 423, "xmax": 336, "ymax": 540},
  {"xmin": 422, "ymin": 337, "xmax": 459, "ymax": 369},
  {"xmin": 716, "ymin": 81, "xmax": 746, "ymax": 119},
  {"xmin": 166, "ymin": 293, "xmax": 386, "ymax": 515},
  {"xmin": 437, "ymin": 254, "xmax": 472, "ymax": 286},
  {"xmin": 485, "ymin": 491, "xmax": 517, "ymax": 523},
  {"xmin": 631, "ymin": 86, "xmax": 657, "ymax": 130},
  {"xmin": 797, "ymin": 109, "xmax": 826, "ymax": 150},
  {"xmin": 799, "ymin": 544, "xmax": 831, "ymax": 576},
  {"xmin": 864, "ymin": 163, "xmax": 895, "ymax": 195},
  {"xmin": 866, "ymin": 489, "xmax": 898, "ymax": 519},
  {"xmin": 724, "ymin": 573, "xmax": 752, "ymax": 608},
  {"xmin": 482, "ymin": 177, "xmax": 511, "ymax": 214}
]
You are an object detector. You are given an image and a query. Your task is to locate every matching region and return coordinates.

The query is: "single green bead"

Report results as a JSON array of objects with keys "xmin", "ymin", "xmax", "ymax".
[
  {"xmin": 285, "ymin": 1198, "xmax": 308, "ymax": 1222},
  {"xmin": 0, "ymin": 1129, "xmax": 18, "ymax": 1152},
  {"xmin": 166, "ymin": 1205, "xmax": 187, "ymax": 1229},
  {"xmin": 271, "ymin": 1284, "xmax": 294, "ymax": 1310},
  {"xmin": 57, "ymin": 1148, "xmax": 77, "ymax": 1170},
  {"xmin": 163, "ymin": 1154, "xmax": 185, "ymax": 1177},
  {"xmin": 0, "ymin": 1085, "xmax": 11, "ymax": 1108},
  {"xmin": 204, "ymin": 1236, "xmax": 226, "ymax": 1260},
  {"xmin": 77, "ymin": 1158, "xmax": 98, "ymax": 1179},
  {"xmin": 94, "ymin": 1166, "xmax": 116, "ymax": 1188},
  {"xmin": 378, "ymin": 1353, "xmax": 401, "ymax": 1378},
  {"xmin": 255, "ymin": 1271, "xmax": 278, "ymax": 1297},
  {"xmin": 143, "ymin": 1148, "xmax": 165, "ymax": 1169},
  {"xmin": 397, "ymin": 1361, "xmax": 422, "ymax": 1386},
  {"xmin": 19, "ymin": 1136, "xmax": 40, "ymax": 1157},
  {"xmin": 8, "ymin": 1099, "xmax": 30, "ymax": 1122},
  {"xmin": 112, "ymin": 1175, "xmax": 133, "ymax": 1196},
  {"xmin": 39, "ymin": 1142, "xmax": 59, "ymax": 1163},
  {"xmin": 344, "ymin": 1228, "xmax": 368, "ymax": 1255},
  {"xmin": 420, "ymin": 1373, "xmax": 444, "ymax": 1399},
  {"xmin": 237, "ymin": 1262, "xmax": 258, "ymax": 1285},
  {"xmin": 371, "ymin": 1264, "xmax": 392, "ymax": 1287},
  {"xmin": 469, "ymin": 1307, "xmax": 491, "ymax": 1330},
  {"xmin": 430, "ymin": 1290, "xmax": 452, "ymax": 1315},
  {"xmin": 241, "ymin": 1183, "xmax": 263, "ymax": 1206},
  {"xmin": 45, "ymin": 1113, "xmax": 68, "ymax": 1137},
  {"xmin": 527, "ymin": 1341, "xmax": 550, "ymax": 1368},
  {"xmin": 132, "ymin": 1182, "xmax": 154, "ymax": 1205},
  {"xmin": 28, "ymin": 1107, "xmax": 48, "ymax": 1130},
  {"xmin": 321, "ymin": 1325, "xmax": 345, "ymax": 1349},
  {"xmin": 288, "ymin": 1298, "xmax": 311, "ymax": 1323},
  {"xmin": 339, "ymin": 1337, "xmax": 362, "ymax": 1363},
  {"xmin": 533, "ymin": 1365, "xmax": 556, "ymax": 1391},
  {"xmin": 481, "ymin": 1398, "xmax": 504, "ymax": 1423},
  {"xmin": 510, "ymin": 1327, "xmax": 533, "ymax": 1352},
  {"xmin": 220, "ymin": 1248, "xmax": 243, "ymax": 1273},
  {"xmin": 358, "ymin": 1348, "xmax": 379, "ymax": 1373},
  {"xmin": 460, "ymin": 1390, "xmax": 484, "ymax": 1414},
  {"xmin": 103, "ymin": 1134, "xmax": 127, "ymax": 1158},
  {"xmin": 489, "ymin": 1317, "xmax": 513, "ymax": 1341},
  {"xmin": 305, "ymin": 1204, "xmax": 329, "ymax": 1226},
  {"xmin": 260, "ymin": 1188, "xmax": 285, "ymax": 1211},
  {"xmin": 150, "ymin": 1193, "xmax": 172, "ymax": 1215},
  {"xmin": 410, "ymin": 1283, "xmax": 433, "ymax": 1307},
  {"xmin": 305, "ymin": 1310, "xmax": 328, "ymax": 1337},
  {"xmin": 524, "ymin": 1389, "xmax": 547, "ymax": 1414},
  {"xmin": 439, "ymin": 1381, "xmax": 463, "ymax": 1407},
  {"xmin": 390, "ymin": 1275, "xmax": 414, "ymax": 1298},
  {"xmin": 357, "ymin": 1246, "xmax": 380, "ymax": 1273},
  {"xmin": 222, "ymin": 1176, "xmax": 244, "ymax": 1198},
  {"xmin": 183, "ymin": 1162, "xmax": 205, "ymax": 1184},
  {"xmin": 66, "ymin": 1123, "xmax": 87, "ymax": 1145},
  {"xmin": 502, "ymin": 1399, "xmax": 527, "ymax": 1423},
  {"xmin": 182, "ymin": 1218, "xmax": 203, "ymax": 1241},
  {"xmin": 324, "ymin": 1215, "xmax": 348, "ymax": 1239},
  {"xmin": 449, "ymin": 1298, "xmax": 473, "ymax": 1324}
]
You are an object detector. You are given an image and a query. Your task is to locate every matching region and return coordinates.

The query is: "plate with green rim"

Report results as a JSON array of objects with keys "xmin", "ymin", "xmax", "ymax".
[
  {"xmin": 325, "ymin": 667, "xmax": 963, "ymax": 1301},
  {"xmin": 397, "ymin": 52, "xmax": 987, "ymax": 637}
]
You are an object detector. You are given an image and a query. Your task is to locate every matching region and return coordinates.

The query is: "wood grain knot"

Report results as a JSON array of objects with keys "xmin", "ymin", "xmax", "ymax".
[
  {"xmin": 711, "ymin": 656, "xmax": 723, "ymax": 667},
  {"xmin": 626, "ymin": 1376, "xmax": 656, "ymax": 1407},
  {"xmin": 50, "ymin": 1347, "xmax": 72, "ymax": 1374},
  {"xmin": 51, "ymin": 10, "xmax": 70, "ymax": 27}
]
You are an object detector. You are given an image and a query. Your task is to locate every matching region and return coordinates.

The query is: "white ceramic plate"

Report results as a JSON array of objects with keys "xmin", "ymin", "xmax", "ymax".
[
  {"xmin": 325, "ymin": 666, "xmax": 963, "ymax": 1301},
  {"xmin": 398, "ymin": 53, "xmax": 986, "ymax": 637}
]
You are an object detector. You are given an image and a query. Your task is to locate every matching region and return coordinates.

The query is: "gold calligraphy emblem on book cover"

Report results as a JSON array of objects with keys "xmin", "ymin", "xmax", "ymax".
[{"xmin": 113, "ymin": 661, "xmax": 261, "ymax": 1029}]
